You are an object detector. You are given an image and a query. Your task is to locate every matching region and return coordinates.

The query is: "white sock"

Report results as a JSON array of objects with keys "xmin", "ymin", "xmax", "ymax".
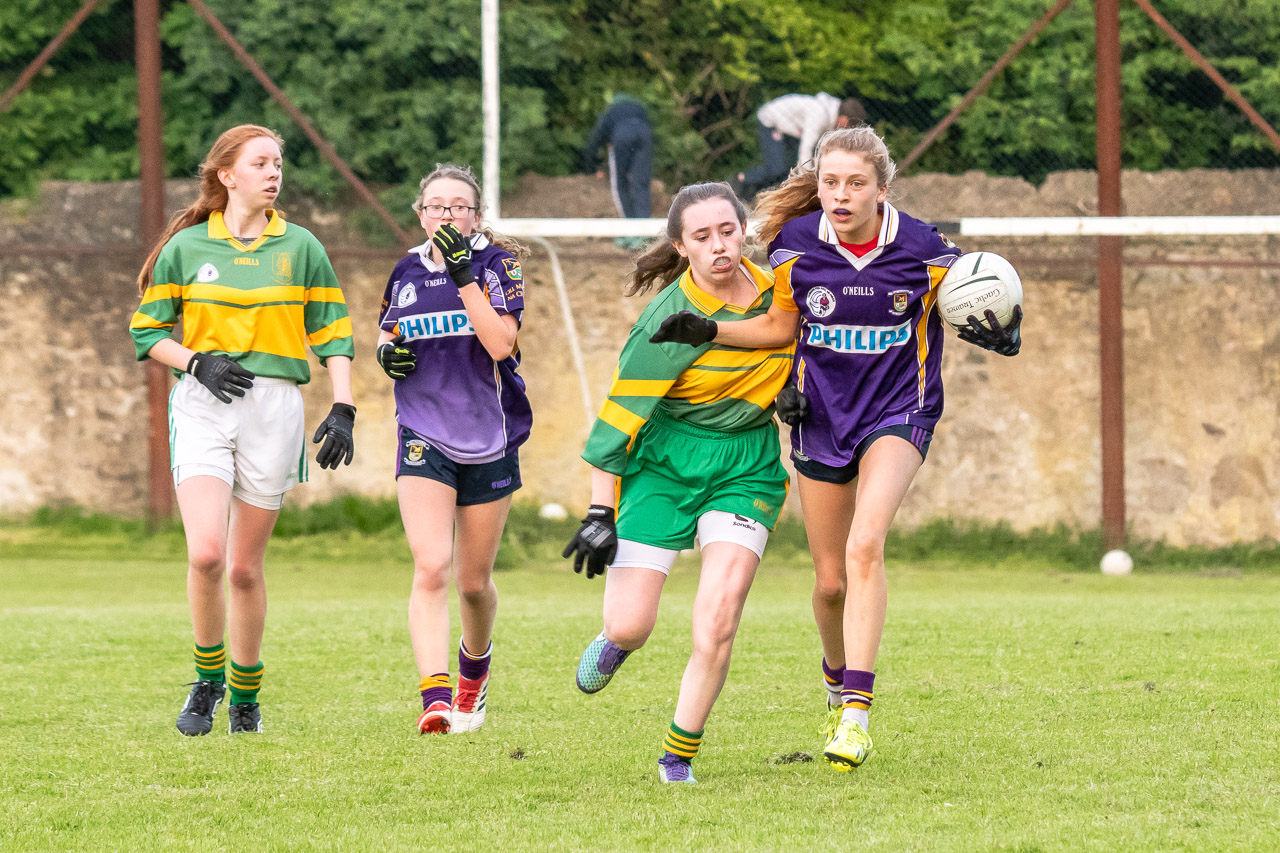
[
  {"xmin": 841, "ymin": 707, "xmax": 869, "ymax": 730},
  {"xmin": 825, "ymin": 684, "xmax": 842, "ymax": 709}
]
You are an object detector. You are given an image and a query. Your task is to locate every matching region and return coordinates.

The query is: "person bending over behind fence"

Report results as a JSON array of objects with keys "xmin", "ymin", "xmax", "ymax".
[
  {"xmin": 652, "ymin": 126, "xmax": 1022, "ymax": 770},
  {"xmin": 732, "ymin": 93, "xmax": 866, "ymax": 199},
  {"xmin": 563, "ymin": 181, "xmax": 794, "ymax": 784},
  {"xmin": 129, "ymin": 124, "xmax": 357, "ymax": 736},
  {"xmin": 374, "ymin": 163, "xmax": 531, "ymax": 735}
]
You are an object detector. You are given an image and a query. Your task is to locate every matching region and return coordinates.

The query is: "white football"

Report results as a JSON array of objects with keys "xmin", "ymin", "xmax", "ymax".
[
  {"xmin": 936, "ymin": 251, "xmax": 1023, "ymax": 333},
  {"xmin": 1100, "ymin": 549, "xmax": 1134, "ymax": 576},
  {"xmin": 538, "ymin": 502, "xmax": 568, "ymax": 521}
]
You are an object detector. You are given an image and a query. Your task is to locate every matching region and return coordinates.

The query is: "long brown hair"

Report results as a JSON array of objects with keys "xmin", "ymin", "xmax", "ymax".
[
  {"xmin": 137, "ymin": 124, "xmax": 285, "ymax": 294},
  {"xmin": 626, "ymin": 181, "xmax": 749, "ymax": 296},
  {"xmin": 753, "ymin": 125, "xmax": 897, "ymax": 245},
  {"xmin": 414, "ymin": 163, "xmax": 528, "ymax": 260}
]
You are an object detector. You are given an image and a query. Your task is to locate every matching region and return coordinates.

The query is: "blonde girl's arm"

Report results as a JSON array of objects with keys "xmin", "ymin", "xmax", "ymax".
[{"xmin": 713, "ymin": 301, "xmax": 801, "ymax": 348}]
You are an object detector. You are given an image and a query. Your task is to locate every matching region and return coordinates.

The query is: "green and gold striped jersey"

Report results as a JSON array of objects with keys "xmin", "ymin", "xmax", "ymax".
[
  {"xmin": 583, "ymin": 258, "xmax": 795, "ymax": 475},
  {"xmin": 129, "ymin": 210, "xmax": 355, "ymax": 383}
]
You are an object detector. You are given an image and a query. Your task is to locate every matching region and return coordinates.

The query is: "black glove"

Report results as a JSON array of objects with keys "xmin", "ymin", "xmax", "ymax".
[
  {"xmin": 187, "ymin": 352, "xmax": 255, "ymax": 404},
  {"xmin": 431, "ymin": 222, "xmax": 475, "ymax": 288},
  {"xmin": 648, "ymin": 311, "xmax": 717, "ymax": 346},
  {"xmin": 562, "ymin": 505, "xmax": 618, "ymax": 579},
  {"xmin": 312, "ymin": 403, "xmax": 356, "ymax": 469},
  {"xmin": 775, "ymin": 381, "xmax": 809, "ymax": 427},
  {"xmin": 956, "ymin": 305, "xmax": 1022, "ymax": 356},
  {"xmin": 376, "ymin": 334, "xmax": 417, "ymax": 380}
]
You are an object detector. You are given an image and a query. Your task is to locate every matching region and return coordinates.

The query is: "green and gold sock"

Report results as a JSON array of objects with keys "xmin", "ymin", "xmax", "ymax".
[
  {"xmin": 662, "ymin": 721, "xmax": 704, "ymax": 761},
  {"xmin": 228, "ymin": 659, "xmax": 264, "ymax": 705},
  {"xmin": 194, "ymin": 642, "xmax": 226, "ymax": 683}
]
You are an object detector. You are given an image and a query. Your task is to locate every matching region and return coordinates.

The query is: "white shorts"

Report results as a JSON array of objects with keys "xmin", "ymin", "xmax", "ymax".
[
  {"xmin": 611, "ymin": 510, "xmax": 770, "ymax": 575},
  {"xmin": 170, "ymin": 375, "xmax": 306, "ymax": 510}
]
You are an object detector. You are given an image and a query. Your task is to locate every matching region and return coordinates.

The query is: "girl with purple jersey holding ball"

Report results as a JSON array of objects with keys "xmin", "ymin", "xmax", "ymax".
[
  {"xmin": 652, "ymin": 126, "xmax": 1022, "ymax": 770},
  {"xmin": 375, "ymin": 164, "xmax": 531, "ymax": 735}
]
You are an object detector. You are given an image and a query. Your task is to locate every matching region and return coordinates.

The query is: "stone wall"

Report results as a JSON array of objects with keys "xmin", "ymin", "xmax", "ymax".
[{"xmin": 1, "ymin": 170, "xmax": 1277, "ymax": 545}]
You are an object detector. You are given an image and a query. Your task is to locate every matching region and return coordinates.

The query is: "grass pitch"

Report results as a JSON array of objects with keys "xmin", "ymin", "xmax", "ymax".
[{"xmin": 2, "ymin": 516, "xmax": 1278, "ymax": 851}]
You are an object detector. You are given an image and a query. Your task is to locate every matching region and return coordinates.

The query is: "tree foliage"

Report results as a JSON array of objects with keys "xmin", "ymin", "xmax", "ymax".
[{"xmin": 0, "ymin": 0, "xmax": 1278, "ymax": 209}]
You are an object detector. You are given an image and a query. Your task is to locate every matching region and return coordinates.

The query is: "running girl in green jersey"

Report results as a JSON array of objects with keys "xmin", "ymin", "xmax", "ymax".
[
  {"xmin": 129, "ymin": 125, "xmax": 357, "ymax": 736},
  {"xmin": 563, "ymin": 182, "xmax": 794, "ymax": 783}
]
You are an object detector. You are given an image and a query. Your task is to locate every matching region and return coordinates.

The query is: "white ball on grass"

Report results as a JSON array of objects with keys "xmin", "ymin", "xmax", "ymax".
[
  {"xmin": 1100, "ymin": 549, "xmax": 1133, "ymax": 576},
  {"xmin": 538, "ymin": 502, "xmax": 569, "ymax": 521}
]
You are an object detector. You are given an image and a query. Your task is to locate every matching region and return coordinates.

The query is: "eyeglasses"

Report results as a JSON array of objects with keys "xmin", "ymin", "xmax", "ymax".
[{"xmin": 417, "ymin": 204, "xmax": 476, "ymax": 217}]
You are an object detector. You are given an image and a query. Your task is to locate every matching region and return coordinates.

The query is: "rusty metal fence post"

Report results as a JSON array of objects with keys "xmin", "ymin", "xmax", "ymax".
[{"xmin": 1096, "ymin": 0, "xmax": 1126, "ymax": 548}]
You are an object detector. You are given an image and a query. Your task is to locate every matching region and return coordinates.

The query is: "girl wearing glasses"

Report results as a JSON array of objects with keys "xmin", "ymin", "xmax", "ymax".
[{"xmin": 375, "ymin": 163, "xmax": 531, "ymax": 735}]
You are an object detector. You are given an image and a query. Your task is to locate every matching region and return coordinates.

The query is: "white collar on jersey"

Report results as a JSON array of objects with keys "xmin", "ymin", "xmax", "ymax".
[
  {"xmin": 407, "ymin": 232, "xmax": 490, "ymax": 272},
  {"xmin": 817, "ymin": 202, "xmax": 900, "ymax": 271}
]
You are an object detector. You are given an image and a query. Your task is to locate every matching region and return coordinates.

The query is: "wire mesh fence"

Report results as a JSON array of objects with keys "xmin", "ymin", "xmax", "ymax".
[{"xmin": 2, "ymin": 0, "xmax": 1278, "ymax": 219}]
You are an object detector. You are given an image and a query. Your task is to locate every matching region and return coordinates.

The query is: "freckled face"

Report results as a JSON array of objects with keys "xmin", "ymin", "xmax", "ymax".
[
  {"xmin": 817, "ymin": 149, "xmax": 886, "ymax": 244},
  {"xmin": 219, "ymin": 136, "xmax": 282, "ymax": 209}
]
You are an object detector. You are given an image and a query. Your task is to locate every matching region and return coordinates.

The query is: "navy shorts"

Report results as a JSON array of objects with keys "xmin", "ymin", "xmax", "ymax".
[
  {"xmin": 792, "ymin": 424, "xmax": 932, "ymax": 485},
  {"xmin": 396, "ymin": 427, "xmax": 521, "ymax": 506}
]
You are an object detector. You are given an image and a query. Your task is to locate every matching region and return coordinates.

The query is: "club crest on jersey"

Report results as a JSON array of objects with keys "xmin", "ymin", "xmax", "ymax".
[
  {"xmin": 272, "ymin": 252, "xmax": 295, "ymax": 284},
  {"xmin": 396, "ymin": 283, "xmax": 417, "ymax": 308},
  {"xmin": 404, "ymin": 439, "xmax": 427, "ymax": 465},
  {"xmin": 502, "ymin": 258, "xmax": 523, "ymax": 281},
  {"xmin": 890, "ymin": 290, "xmax": 911, "ymax": 314},
  {"xmin": 196, "ymin": 263, "xmax": 219, "ymax": 283},
  {"xmin": 806, "ymin": 286, "xmax": 837, "ymax": 318}
]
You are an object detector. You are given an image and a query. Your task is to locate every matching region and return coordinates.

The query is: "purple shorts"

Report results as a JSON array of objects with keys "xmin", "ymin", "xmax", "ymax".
[
  {"xmin": 792, "ymin": 423, "xmax": 931, "ymax": 485},
  {"xmin": 396, "ymin": 427, "xmax": 521, "ymax": 505}
]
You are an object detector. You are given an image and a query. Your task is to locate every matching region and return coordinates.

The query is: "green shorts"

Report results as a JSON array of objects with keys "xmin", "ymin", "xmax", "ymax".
[{"xmin": 616, "ymin": 408, "xmax": 789, "ymax": 550}]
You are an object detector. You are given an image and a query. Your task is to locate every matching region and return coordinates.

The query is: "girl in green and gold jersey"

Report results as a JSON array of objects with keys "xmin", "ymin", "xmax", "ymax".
[
  {"xmin": 129, "ymin": 125, "xmax": 356, "ymax": 736},
  {"xmin": 562, "ymin": 182, "xmax": 794, "ymax": 783}
]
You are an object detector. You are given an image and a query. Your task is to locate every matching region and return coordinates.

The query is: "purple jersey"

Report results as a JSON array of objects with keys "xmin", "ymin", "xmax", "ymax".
[
  {"xmin": 770, "ymin": 204, "xmax": 959, "ymax": 467},
  {"xmin": 378, "ymin": 234, "xmax": 531, "ymax": 463}
]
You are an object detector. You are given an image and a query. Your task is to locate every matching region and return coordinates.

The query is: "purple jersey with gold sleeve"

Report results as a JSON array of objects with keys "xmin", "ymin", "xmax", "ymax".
[
  {"xmin": 769, "ymin": 204, "xmax": 959, "ymax": 467},
  {"xmin": 378, "ymin": 233, "xmax": 531, "ymax": 464}
]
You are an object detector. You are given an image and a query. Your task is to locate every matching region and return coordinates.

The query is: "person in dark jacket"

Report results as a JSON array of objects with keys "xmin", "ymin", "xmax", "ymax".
[{"xmin": 583, "ymin": 95, "xmax": 654, "ymax": 249}]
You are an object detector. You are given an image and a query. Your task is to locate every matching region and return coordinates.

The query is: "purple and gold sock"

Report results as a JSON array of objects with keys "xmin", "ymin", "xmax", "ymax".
[
  {"xmin": 822, "ymin": 657, "xmax": 844, "ymax": 707},
  {"xmin": 841, "ymin": 669, "xmax": 875, "ymax": 728},
  {"xmin": 420, "ymin": 672, "xmax": 451, "ymax": 710},
  {"xmin": 458, "ymin": 640, "xmax": 492, "ymax": 681}
]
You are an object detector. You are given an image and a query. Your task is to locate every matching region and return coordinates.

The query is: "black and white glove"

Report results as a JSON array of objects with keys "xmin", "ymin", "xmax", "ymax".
[
  {"xmin": 431, "ymin": 222, "xmax": 476, "ymax": 288},
  {"xmin": 957, "ymin": 305, "xmax": 1022, "ymax": 356},
  {"xmin": 775, "ymin": 381, "xmax": 809, "ymax": 427},
  {"xmin": 312, "ymin": 403, "xmax": 356, "ymax": 469},
  {"xmin": 187, "ymin": 352, "xmax": 255, "ymax": 404},
  {"xmin": 376, "ymin": 334, "xmax": 416, "ymax": 380},
  {"xmin": 648, "ymin": 311, "xmax": 717, "ymax": 346},
  {"xmin": 562, "ymin": 505, "xmax": 618, "ymax": 579}
]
